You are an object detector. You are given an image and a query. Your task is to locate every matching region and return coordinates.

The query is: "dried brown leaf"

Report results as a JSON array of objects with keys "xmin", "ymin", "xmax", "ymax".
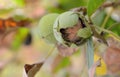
[
  {"xmin": 104, "ymin": 45, "xmax": 120, "ymax": 74},
  {"xmin": 24, "ymin": 61, "xmax": 44, "ymax": 77},
  {"xmin": 103, "ymin": 37, "xmax": 120, "ymax": 74}
]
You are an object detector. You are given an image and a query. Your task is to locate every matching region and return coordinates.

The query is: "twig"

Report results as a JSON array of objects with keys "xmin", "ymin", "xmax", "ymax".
[
  {"xmin": 94, "ymin": 25, "xmax": 120, "ymax": 41},
  {"xmin": 101, "ymin": 7, "xmax": 114, "ymax": 28},
  {"xmin": 107, "ymin": 22, "xmax": 120, "ymax": 30},
  {"xmin": 100, "ymin": 1, "xmax": 120, "ymax": 9},
  {"xmin": 44, "ymin": 45, "xmax": 56, "ymax": 60}
]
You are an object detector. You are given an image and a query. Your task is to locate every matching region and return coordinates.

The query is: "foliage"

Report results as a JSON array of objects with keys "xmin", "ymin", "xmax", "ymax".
[
  {"xmin": 87, "ymin": 0, "xmax": 105, "ymax": 17},
  {"xmin": 0, "ymin": 0, "xmax": 120, "ymax": 77}
]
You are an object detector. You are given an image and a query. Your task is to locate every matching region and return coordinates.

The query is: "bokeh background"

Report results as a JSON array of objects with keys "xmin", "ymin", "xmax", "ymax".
[{"xmin": 0, "ymin": 0, "xmax": 120, "ymax": 77}]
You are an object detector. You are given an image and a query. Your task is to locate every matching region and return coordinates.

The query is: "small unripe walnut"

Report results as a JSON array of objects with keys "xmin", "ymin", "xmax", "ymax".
[
  {"xmin": 39, "ymin": 13, "xmax": 59, "ymax": 44},
  {"xmin": 53, "ymin": 11, "xmax": 92, "ymax": 47}
]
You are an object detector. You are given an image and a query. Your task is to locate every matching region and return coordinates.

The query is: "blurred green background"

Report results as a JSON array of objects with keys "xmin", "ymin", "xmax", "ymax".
[{"xmin": 0, "ymin": 0, "xmax": 120, "ymax": 77}]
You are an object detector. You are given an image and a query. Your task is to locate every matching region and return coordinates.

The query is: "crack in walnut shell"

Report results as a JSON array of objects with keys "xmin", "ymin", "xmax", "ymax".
[{"xmin": 60, "ymin": 18, "xmax": 87, "ymax": 46}]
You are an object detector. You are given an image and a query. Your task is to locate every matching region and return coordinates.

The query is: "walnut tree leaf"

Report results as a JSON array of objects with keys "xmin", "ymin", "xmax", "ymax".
[
  {"xmin": 87, "ymin": 0, "xmax": 105, "ymax": 17},
  {"xmin": 24, "ymin": 61, "xmax": 44, "ymax": 77}
]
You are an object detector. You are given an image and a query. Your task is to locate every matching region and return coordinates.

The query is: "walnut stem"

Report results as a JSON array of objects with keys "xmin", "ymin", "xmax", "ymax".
[{"xmin": 100, "ymin": 1, "xmax": 120, "ymax": 9}]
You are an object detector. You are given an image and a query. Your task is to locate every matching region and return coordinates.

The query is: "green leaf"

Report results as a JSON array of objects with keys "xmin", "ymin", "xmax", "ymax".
[
  {"xmin": 11, "ymin": 28, "xmax": 29, "ymax": 50},
  {"xmin": 92, "ymin": 10, "xmax": 106, "ymax": 26},
  {"xmin": 12, "ymin": 0, "xmax": 25, "ymax": 7},
  {"xmin": 53, "ymin": 57, "xmax": 71, "ymax": 73},
  {"xmin": 0, "ymin": 8, "xmax": 14, "ymax": 15},
  {"xmin": 105, "ymin": 17, "xmax": 120, "ymax": 36},
  {"xmin": 77, "ymin": 27, "xmax": 92, "ymax": 38},
  {"xmin": 58, "ymin": 0, "xmax": 88, "ymax": 10},
  {"xmin": 91, "ymin": 10, "xmax": 120, "ymax": 36},
  {"xmin": 105, "ymin": 17, "xmax": 116, "ymax": 28},
  {"xmin": 47, "ymin": 7, "xmax": 65, "ymax": 13},
  {"xmin": 108, "ymin": 23, "xmax": 120, "ymax": 36},
  {"xmin": 87, "ymin": 0, "xmax": 105, "ymax": 17},
  {"xmin": 99, "ymin": 13, "xmax": 120, "ymax": 36},
  {"xmin": 47, "ymin": 0, "xmax": 88, "ymax": 13},
  {"xmin": 13, "ymin": 15, "xmax": 27, "ymax": 21},
  {"xmin": 86, "ymin": 37, "xmax": 94, "ymax": 69}
]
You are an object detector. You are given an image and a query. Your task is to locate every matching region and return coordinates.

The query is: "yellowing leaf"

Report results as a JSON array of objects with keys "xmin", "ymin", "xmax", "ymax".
[
  {"xmin": 94, "ymin": 54, "xmax": 107, "ymax": 75},
  {"xmin": 89, "ymin": 58, "xmax": 101, "ymax": 77}
]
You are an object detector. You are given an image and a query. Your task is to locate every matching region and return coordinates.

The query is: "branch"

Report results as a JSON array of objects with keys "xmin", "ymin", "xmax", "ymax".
[{"xmin": 100, "ymin": 1, "xmax": 120, "ymax": 9}]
